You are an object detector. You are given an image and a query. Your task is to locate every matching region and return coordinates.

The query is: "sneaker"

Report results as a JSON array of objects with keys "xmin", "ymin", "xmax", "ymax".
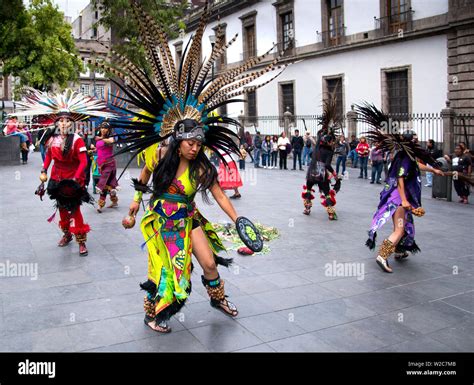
[
  {"xmin": 424, "ymin": 184, "xmax": 432, "ymax": 187},
  {"xmin": 58, "ymin": 233, "xmax": 73, "ymax": 247},
  {"xmin": 376, "ymin": 255, "xmax": 393, "ymax": 273},
  {"xmin": 79, "ymin": 243, "xmax": 88, "ymax": 256}
]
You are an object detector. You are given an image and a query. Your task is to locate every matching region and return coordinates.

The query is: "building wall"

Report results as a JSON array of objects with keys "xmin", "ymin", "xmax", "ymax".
[
  {"xmin": 253, "ymin": 34, "xmax": 447, "ymax": 117},
  {"xmin": 169, "ymin": 0, "xmax": 451, "ymax": 119},
  {"xmin": 71, "ymin": 3, "xmax": 110, "ymax": 41}
]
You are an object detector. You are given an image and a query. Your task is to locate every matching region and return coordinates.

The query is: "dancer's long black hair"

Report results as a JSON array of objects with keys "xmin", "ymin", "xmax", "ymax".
[{"xmin": 151, "ymin": 138, "xmax": 217, "ymax": 204}]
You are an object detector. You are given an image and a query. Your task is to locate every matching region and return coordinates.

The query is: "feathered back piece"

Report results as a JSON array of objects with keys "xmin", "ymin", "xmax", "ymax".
[
  {"xmin": 318, "ymin": 92, "xmax": 342, "ymax": 140},
  {"xmin": 355, "ymin": 102, "xmax": 440, "ymax": 167},
  {"xmin": 11, "ymin": 87, "xmax": 117, "ymax": 122},
  {"xmin": 92, "ymin": 0, "xmax": 288, "ymax": 164}
]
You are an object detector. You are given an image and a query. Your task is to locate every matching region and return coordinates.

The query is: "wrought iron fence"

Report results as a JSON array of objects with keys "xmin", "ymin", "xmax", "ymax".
[
  {"xmin": 356, "ymin": 112, "xmax": 443, "ymax": 144},
  {"xmin": 239, "ymin": 115, "xmax": 347, "ymax": 137}
]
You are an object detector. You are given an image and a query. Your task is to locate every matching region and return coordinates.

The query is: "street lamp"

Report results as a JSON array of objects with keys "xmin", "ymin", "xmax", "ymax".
[{"xmin": 209, "ymin": 34, "xmax": 216, "ymax": 80}]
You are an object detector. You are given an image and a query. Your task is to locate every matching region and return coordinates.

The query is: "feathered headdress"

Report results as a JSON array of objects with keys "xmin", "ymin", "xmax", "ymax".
[
  {"xmin": 354, "ymin": 102, "xmax": 440, "ymax": 167},
  {"xmin": 91, "ymin": 0, "xmax": 288, "ymax": 165},
  {"xmin": 318, "ymin": 91, "xmax": 343, "ymax": 142},
  {"xmin": 11, "ymin": 88, "xmax": 117, "ymax": 122}
]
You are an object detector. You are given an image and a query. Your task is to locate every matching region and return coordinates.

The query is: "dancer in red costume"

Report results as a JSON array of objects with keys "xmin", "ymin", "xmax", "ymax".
[{"xmin": 12, "ymin": 88, "xmax": 115, "ymax": 256}]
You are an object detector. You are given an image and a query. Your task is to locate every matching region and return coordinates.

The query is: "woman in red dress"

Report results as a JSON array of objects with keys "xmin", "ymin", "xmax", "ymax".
[{"xmin": 217, "ymin": 150, "xmax": 243, "ymax": 199}]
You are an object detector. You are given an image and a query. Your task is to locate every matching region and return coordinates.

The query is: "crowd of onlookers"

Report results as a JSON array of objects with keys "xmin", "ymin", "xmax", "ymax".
[
  {"xmin": 2, "ymin": 116, "xmax": 472, "ymax": 204},
  {"xmin": 239, "ymin": 129, "xmax": 472, "ymax": 204}
]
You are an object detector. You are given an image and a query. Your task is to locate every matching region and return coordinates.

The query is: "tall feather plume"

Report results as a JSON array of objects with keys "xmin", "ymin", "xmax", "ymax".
[
  {"xmin": 178, "ymin": 2, "xmax": 209, "ymax": 99},
  {"xmin": 133, "ymin": 3, "xmax": 178, "ymax": 94},
  {"xmin": 99, "ymin": 0, "xmax": 289, "ymax": 175},
  {"xmin": 354, "ymin": 102, "xmax": 441, "ymax": 167},
  {"xmin": 192, "ymin": 33, "xmax": 238, "ymax": 95}
]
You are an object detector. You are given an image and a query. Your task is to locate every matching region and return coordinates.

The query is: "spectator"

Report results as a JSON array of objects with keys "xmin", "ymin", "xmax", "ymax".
[
  {"xmin": 383, "ymin": 150, "xmax": 392, "ymax": 181},
  {"xmin": 348, "ymin": 134, "xmax": 359, "ymax": 168},
  {"xmin": 270, "ymin": 135, "xmax": 279, "ymax": 169},
  {"xmin": 261, "ymin": 135, "xmax": 272, "ymax": 169},
  {"xmin": 5, "ymin": 116, "xmax": 29, "ymax": 162},
  {"xmin": 425, "ymin": 139, "xmax": 442, "ymax": 187},
  {"xmin": 369, "ymin": 145, "xmax": 384, "ymax": 184},
  {"xmin": 277, "ymin": 131, "xmax": 290, "ymax": 170},
  {"xmin": 239, "ymin": 145, "xmax": 247, "ymax": 170},
  {"xmin": 18, "ymin": 122, "xmax": 32, "ymax": 164},
  {"xmin": 445, "ymin": 145, "xmax": 472, "ymax": 204},
  {"xmin": 356, "ymin": 136, "xmax": 370, "ymax": 179},
  {"xmin": 253, "ymin": 131, "xmax": 263, "ymax": 168},
  {"xmin": 335, "ymin": 135, "xmax": 350, "ymax": 176},
  {"xmin": 302, "ymin": 131, "xmax": 314, "ymax": 166},
  {"xmin": 244, "ymin": 131, "xmax": 254, "ymax": 163},
  {"xmin": 291, "ymin": 129, "xmax": 304, "ymax": 170}
]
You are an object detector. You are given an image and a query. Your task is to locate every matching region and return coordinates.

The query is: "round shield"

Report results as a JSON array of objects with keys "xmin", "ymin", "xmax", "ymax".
[{"xmin": 235, "ymin": 216, "xmax": 263, "ymax": 252}]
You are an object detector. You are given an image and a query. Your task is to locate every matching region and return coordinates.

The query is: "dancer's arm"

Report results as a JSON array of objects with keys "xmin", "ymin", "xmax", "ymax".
[
  {"xmin": 397, "ymin": 177, "xmax": 411, "ymax": 210},
  {"xmin": 74, "ymin": 151, "xmax": 88, "ymax": 184},
  {"xmin": 209, "ymin": 181, "xmax": 238, "ymax": 223},
  {"xmin": 129, "ymin": 147, "xmax": 166, "ymax": 216},
  {"xmin": 417, "ymin": 161, "xmax": 444, "ymax": 175}
]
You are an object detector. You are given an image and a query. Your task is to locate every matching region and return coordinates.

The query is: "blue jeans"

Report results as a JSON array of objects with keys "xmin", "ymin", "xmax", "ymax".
[
  {"xmin": 371, "ymin": 160, "xmax": 383, "ymax": 182},
  {"xmin": 262, "ymin": 153, "xmax": 269, "ymax": 167},
  {"xmin": 302, "ymin": 147, "xmax": 311, "ymax": 165},
  {"xmin": 253, "ymin": 148, "xmax": 261, "ymax": 167},
  {"xmin": 359, "ymin": 157, "xmax": 368, "ymax": 178},
  {"xmin": 348, "ymin": 149, "xmax": 358, "ymax": 167},
  {"xmin": 426, "ymin": 172, "xmax": 433, "ymax": 186},
  {"xmin": 293, "ymin": 149, "xmax": 302, "ymax": 169},
  {"xmin": 40, "ymin": 143, "xmax": 47, "ymax": 161},
  {"xmin": 11, "ymin": 132, "xmax": 28, "ymax": 143},
  {"xmin": 336, "ymin": 155, "xmax": 347, "ymax": 175}
]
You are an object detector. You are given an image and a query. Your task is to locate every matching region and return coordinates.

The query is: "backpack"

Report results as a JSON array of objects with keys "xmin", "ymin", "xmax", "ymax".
[{"xmin": 254, "ymin": 135, "xmax": 262, "ymax": 149}]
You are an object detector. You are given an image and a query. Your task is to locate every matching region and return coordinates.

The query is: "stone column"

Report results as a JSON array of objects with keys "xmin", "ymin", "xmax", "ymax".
[
  {"xmin": 283, "ymin": 107, "xmax": 293, "ymax": 138},
  {"xmin": 441, "ymin": 101, "xmax": 455, "ymax": 156},
  {"xmin": 346, "ymin": 105, "xmax": 358, "ymax": 139}
]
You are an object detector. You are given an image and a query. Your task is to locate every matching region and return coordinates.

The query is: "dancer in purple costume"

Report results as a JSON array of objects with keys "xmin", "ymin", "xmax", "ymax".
[{"xmin": 356, "ymin": 103, "xmax": 444, "ymax": 273}]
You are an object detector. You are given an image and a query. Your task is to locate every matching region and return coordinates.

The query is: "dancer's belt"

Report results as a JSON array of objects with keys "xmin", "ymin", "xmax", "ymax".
[
  {"xmin": 154, "ymin": 193, "xmax": 196, "ymax": 217},
  {"xmin": 157, "ymin": 193, "xmax": 195, "ymax": 204}
]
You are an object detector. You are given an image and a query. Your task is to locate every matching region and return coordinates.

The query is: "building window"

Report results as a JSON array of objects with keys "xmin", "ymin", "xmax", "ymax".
[
  {"xmin": 80, "ymin": 84, "xmax": 90, "ymax": 96},
  {"xmin": 218, "ymin": 104, "xmax": 228, "ymax": 117},
  {"xmin": 386, "ymin": 69, "xmax": 409, "ymax": 116},
  {"xmin": 388, "ymin": 0, "xmax": 410, "ymax": 32},
  {"xmin": 245, "ymin": 25, "xmax": 256, "ymax": 59},
  {"xmin": 324, "ymin": 76, "xmax": 344, "ymax": 120},
  {"xmin": 245, "ymin": 88, "xmax": 257, "ymax": 124},
  {"xmin": 174, "ymin": 41, "xmax": 183, "ymax": 68},
  {"xmin": 240, "ymin": 11, "xmax": 257, "ymax": 60},
  {"xmin": 274, "ymin": 1, "xmax": 295, "ymax": 54},
  {"xmin": 281, "ymin": 12, "xmax": 294, "ymax": 51},
  {"xmin": 328, "ymin": 0, "xmax": 343, "ymax": 43},
  {"xmin": 95, "ymin": 85, "xmax": 105, "ymax": 99},
  {"xmin": 279, "ymin": 81, "xmax": 295, "ymax": 124}
]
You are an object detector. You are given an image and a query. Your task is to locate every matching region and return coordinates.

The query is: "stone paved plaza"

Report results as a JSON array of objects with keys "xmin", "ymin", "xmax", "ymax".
[{"xmin": 0, "ymin": 152, "xmax": 473, "ymax": 352}]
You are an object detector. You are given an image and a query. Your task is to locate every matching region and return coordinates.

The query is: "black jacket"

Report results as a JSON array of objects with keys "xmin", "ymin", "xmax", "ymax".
[{"xmin": 291, "ymin": 135, "xmax": 304, "ymax": 151}]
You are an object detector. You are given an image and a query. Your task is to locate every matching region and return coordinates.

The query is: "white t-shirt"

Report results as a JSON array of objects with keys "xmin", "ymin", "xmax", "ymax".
[{"xmin": 277, "ymin": 137, "xmax": 290, "ymax": 150}]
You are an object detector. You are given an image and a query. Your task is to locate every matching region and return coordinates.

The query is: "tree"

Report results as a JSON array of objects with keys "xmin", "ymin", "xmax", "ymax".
[
  {"xmin": 93, "ymin": 0, "xmax": 188, "ymax": 69},
  {"xmin": 0, "ymin": 0, "xmax": 82, "ymax": 94}
]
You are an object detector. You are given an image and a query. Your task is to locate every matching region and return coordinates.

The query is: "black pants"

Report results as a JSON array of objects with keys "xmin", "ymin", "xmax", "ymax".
[
  {"xmin": 271, "ymin": 151, "xmax": 278, "ymax": 167},
  {"xmin": 293, "ymin": 149, "xmax": 302, "ymax": 169},
  {"xmin": 306, "ymin": 179, "xmax": 331, "ymax": 204},
  {"xmin": 279, "ymin": 150, "xmax": 287, "ymax": 169},
  {"xmin": 454, "ymin": 179, "xmax": 470, "ymax": 198}
]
